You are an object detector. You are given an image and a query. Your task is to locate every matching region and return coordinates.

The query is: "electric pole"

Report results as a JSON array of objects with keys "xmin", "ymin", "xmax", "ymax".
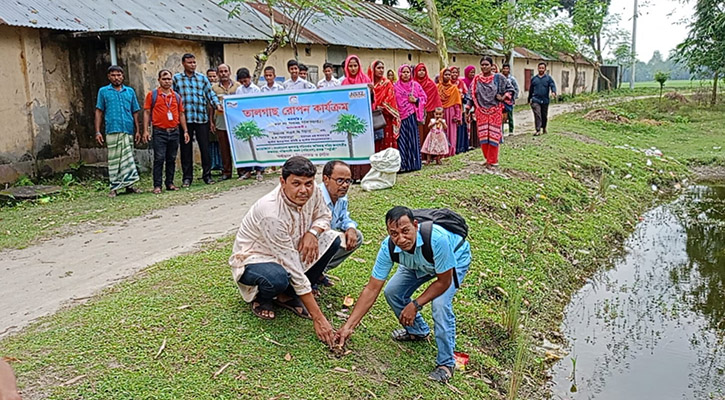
[
  {"xmin": 629, "ymin": 0, "xmax": 637, "ymax": 89},
  {"xmin": 508, "ymin": 0, "xmax": 516, "ymax": 67}
]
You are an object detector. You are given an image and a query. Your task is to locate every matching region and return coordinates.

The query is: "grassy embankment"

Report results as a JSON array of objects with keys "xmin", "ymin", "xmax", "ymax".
[
  {"xmin": 0, "ymin": 98, "xmax": 723, "ymax": 399},
  {"xmin": 0, "ymin": 171, "xmax": 260, "ymax": 250}
]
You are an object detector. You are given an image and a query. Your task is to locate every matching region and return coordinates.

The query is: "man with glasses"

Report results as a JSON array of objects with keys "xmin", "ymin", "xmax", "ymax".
[{"xmin": 318, "ymin": 160, "xmax": 363, "ymax": 288}]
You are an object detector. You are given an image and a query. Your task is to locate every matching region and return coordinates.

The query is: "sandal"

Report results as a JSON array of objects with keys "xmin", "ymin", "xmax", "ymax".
[
  {"xmin": 125, "ymin": 186, "xmax": 143, "ymax": 194},
  {"xmin": 428, "ymin": 365, "xmax": 454, "ymax": 383},
  {"xmin": 251, "ymin": 301, "xmax": 275, "ymax": 320},
  {"xmin": 152, "ymin": 187, "xmax": 162, "ymax": 195},
  {"xmin": 318, "ymin": 275, "xmax": 334, "ymax": 288},
  {"xmin": 391, "ymin": 328, "xmax": 429, "ymax": 342},
  {"xmin": 166, "ymin": 184, "xmax": 179, "ymax": 191},
  {"xmin": 256, "ymin": 173, "xmax": 264, "ymax": 182},
  {"xmin": 274, "ymin": 297, "xmax": 312, "ymax": 320},
  {"xmin": 108, "ymin": 190, "xmax": 117, "ymax": 198}
]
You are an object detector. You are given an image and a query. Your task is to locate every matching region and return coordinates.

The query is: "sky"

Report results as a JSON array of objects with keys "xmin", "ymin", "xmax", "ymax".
[
  {"xmin": 607, "ymin": 0, "xmax": 692, "ymax": 62},
  {"xmin": 393, "ymin": 0, "xmax": 693, "ymax": 63}
]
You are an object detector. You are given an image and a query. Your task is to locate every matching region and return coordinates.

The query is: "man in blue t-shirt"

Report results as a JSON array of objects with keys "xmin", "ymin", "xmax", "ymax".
[
  {"xmin": 336, "ymin": 206, "xmax": 471, "ymax": 383},
  {"xmin": 527, "ymin": 62, "xmax": 557, "ymax": 136}
]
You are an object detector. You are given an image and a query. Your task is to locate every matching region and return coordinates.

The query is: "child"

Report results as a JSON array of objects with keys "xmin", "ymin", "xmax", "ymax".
[{"xmin": 421, "ymin": 107, "xmax": 449, "ymax": 165}]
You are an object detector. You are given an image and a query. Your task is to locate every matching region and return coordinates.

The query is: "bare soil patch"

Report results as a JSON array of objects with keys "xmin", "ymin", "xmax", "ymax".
[
  {"xmin": 558, "ymin": 131, "xmax": 606, "ymax": 146},
  {"xmin": 664, "ymin": 92, "xmax": 689, "ymax": 103},
  {"xmin": 692, "ymin": 165, "xmax": 725, "ymax": 183},
  {"xmin": 583, "ymin": 109, "xmax": 630, "ymax": 123}
]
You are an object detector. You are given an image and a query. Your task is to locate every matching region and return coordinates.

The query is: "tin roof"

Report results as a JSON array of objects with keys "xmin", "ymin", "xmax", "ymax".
[
  {"xmin": 0, "ymin": 0, "xmax": 584, "ymax": 61},
  {"xmin": 0, "ymin": 0, "xmax": 268, "ymax": 40}
]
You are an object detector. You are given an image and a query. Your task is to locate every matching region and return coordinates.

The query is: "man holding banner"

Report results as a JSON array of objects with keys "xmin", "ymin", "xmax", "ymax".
[{"xmin": 229, "ymin": 156, "xmax": 339, "ymax": 345}]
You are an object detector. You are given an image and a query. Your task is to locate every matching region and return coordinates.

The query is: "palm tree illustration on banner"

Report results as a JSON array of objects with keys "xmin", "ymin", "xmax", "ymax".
[
  {"xmin": 331, "ymin": 113, "xmax": 367, "ymax": 159},
  {"xmin": 232, "ymin": 120, "xmax": 266, "ymax": 161}
]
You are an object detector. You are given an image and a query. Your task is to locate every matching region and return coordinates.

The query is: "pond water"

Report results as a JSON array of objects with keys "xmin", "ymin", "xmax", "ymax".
[{"xmin": 551, "ymin": 185, "xmax": 725, "ymax": 400}]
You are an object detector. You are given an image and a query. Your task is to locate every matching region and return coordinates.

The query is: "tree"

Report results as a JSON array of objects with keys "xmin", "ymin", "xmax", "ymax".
[
  {"xmin": 537, "ymin": 22, "xmax": 586, "ymax": 96},
  {"xmin": 424, "ymin": 0, "xmax": 449, "ymax": 69},
  {"xmin": 654, "ymin": 71, "xmax": 670, "ymax": 100},
  {"xmin": 233, "ymin": 120, "xmax": 266, "ymax": 161},
  {"xmin": 674, "ymin": 0, "xmax": 725, "ymax": 105},
  {"xmin": 611, "ymin": 36, "xmax": 633, "ymax": 87},
  {"xmin": 331, "ymin": 114, "xmax": 367, "ymax": 158},
  {"xmin": 222, "ymin": 0, "xmax": 349, "ymax": 81},
  {"xmin": 421, "ymin": 0, "xmax": 557, "ymax": 63},
  {"xmin": 569, "ymin": 0, "xmax": 622, "ymax": 91}
]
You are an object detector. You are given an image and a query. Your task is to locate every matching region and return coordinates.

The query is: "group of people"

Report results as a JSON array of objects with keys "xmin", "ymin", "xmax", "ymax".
[
  {"xmin": 229, "ymin": 156, "xmax": 472, "ymax": 383},
  {"xmin": 94, "ymin": 53, "xmax": 557, "ymax": 196}
]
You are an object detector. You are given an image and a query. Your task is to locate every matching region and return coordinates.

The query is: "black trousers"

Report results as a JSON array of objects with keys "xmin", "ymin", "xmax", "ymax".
[
  {"xmin": 151, "ymin": 127, "xmax": 180, "ymax": 188},
  {"xmin": 240, "ymin": 237, "xmax": 341, "ymax": 302},
  {"xmin": 531, "ymin": 102, "xmax": 550, "ymax": 132},
  {"xmin": 180, "ymin": 122, "xmax": 211, "ymax": 183}
]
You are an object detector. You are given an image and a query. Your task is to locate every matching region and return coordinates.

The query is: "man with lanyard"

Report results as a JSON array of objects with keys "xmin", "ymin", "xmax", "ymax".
[
  {"xmin": 173, "ymin": 53, "xmax": 221, "ymax": 187},
  {"xmin": 336, "ymin": 206, "xmax": 471, "ymax": 383},
  {"xmin": 94, "ymin": 65, "xmax": 143, "ymax": 198},
  {"xmin": 317, "ymin": 62, "xmax": 340, "ymax": 89},
  {"xmin": 527, "ymin": 62, "xmax": 557, "ymax": 136},
  {"xmin": 229, "ymin": 156, "xmax": 340, "ymax": 346},
  {"xmin": 317, "ymin": 160, "xmax": 363, "ymax": 289},
  {"xmin": 211, "ymin": 64, "xmax": 241, "ymax": 181},
  {"xmin": 142, "ymin": 69, "xmax": 190, "ymax": 194},
  {"xmin": 283, "ymin": 60, "xmax": 316, "ymax": 91},
  {"xmin": 500, "ymin": 63, "xmax": 520, "ymax": 134}
]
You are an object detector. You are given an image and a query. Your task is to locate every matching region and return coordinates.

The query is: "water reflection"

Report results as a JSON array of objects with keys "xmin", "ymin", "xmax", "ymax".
[{"xmin": 551, "ymin": 185, "xmax": 725, "ymax": 400}]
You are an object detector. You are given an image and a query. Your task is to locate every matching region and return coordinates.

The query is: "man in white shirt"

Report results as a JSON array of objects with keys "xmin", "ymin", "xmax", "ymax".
[
  {"xmin": 317, "ymin": 62, "xmax": 340, "ymax": 89},
  {"xmin": 283, "ymin": 59, "xmax": 316, "ymax": 91},
  {"xmin": 234, "ymin": 67, "xmax": 261, "ymax": 95},
  {"xmin": 229, "ymin": 156, "xmax": 339, "ymax": 346},
  {"xmin": 260, "ymin": 66, "xmax": 284, "ymax": 92}
]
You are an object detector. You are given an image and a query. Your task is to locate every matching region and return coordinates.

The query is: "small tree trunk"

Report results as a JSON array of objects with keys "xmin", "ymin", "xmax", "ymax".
[
  {"xmin": 252, "ymin": 35, "xmax": 283, "ymax": 83},
  {"xmin": 712, "ymin": 70, "xmax": 719, "ymax": 106},
  {"xmin": 347, "ymin": 133, "xmax": 354, "ymax": 158},
  {"xmin": 248, "ymin": 139, "xmax": 257, "ymax": 162},
  {"xmin": 424, "ymin": 0, "xmax": 448, "ymax": 70},
  {"xmin": 570, "ymin": 55, "xmax": 579, "ymax": 97}
]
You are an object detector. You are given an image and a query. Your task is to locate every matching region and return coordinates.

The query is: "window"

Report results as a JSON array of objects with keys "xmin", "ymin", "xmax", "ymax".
[
  {"xmin": 561, "ymin": 71, "xmax": 570, "ymax": 89},
  {"xmin": 305, "ymin": 46, "xmax": 311, "ymax": 57},
  {"xmin": 576, "ymin": 71, "xmax": 586, "ymax": 87},
  {"xmin": 524, "ymin": 69, "xmax": 533, "ymax": 91},
  {"xmin": 307, "ymin": 65, "xmax": 319, "ymax": 84}
]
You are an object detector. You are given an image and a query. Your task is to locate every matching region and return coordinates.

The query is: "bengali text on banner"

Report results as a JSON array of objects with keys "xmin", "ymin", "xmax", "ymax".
[{"xmin": 222, "ymin": 84, "xmax": 375, "ymax": 168}]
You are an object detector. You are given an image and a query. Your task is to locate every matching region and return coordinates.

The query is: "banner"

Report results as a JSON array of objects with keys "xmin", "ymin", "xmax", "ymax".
[{"xmin": 222, "ymin": 84, "xmax": 375, "ymax": 168}]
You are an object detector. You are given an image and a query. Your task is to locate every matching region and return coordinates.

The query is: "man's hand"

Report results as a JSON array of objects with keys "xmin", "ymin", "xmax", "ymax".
[
  {"xmin": 142, "ymin": 130, "xmax": 151, "ymax": 144},
  {"xmin": 335, "ymin": 323, "xmax": 354, "ymax": 347},
  {"xmin": 183, "ymin": 132, "xmax": 190, "ymax": 144},
  {"xmin": 134, "ymin": 133, "xmax": 142, "ymax": 145},
  {"xmin": 210, "ymin": 121, "xmax": 216, "ymax": 133},
  {"xmin": 297, "ymin": 232, "xmax": 319, "ymax": 264},
  {"xmin": 95, "ymin": 133, "xmax": 104, "ymax": 146},
  {"xmin": 344, "ymin": 228, "xmax": 358, "ymax": 251},
  {"xmin": 399, "ymin": 302, "xmax": 418, "ymax": 326},
  {"xmin": 216, "ymin": 104, "xmax": 223, "ymax": 112},
  {"xmin": 313, "ymin": 316, "xmax": 335, "ymax": 346}
]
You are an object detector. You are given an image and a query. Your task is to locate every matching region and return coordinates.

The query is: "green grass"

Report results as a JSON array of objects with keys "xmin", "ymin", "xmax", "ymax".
[
  {"xmin": 0, "ymin": 169, "xmax": 260, "ymax": 250},
  {"xmin": 633, "ymin": 79, "xmax": 714, "ymax": 89},
  {"xmin": 1, "ymin": 98, "xmax": 723, "ymax": 399}
]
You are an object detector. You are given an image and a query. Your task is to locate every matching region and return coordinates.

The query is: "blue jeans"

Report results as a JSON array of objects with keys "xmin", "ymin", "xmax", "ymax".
[
  {"xmin": 383, "ymin": 263, "xmax": 469, "ymax": 367},
  {"xmin": 240, "ymin": 237, "xmax": 341, "ymax": 302}
]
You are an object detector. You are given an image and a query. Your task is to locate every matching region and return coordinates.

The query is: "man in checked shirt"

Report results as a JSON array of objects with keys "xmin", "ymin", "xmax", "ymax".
[{"xmin": 173, "ymin": 53, "xmax": 222, "ymax": 186}]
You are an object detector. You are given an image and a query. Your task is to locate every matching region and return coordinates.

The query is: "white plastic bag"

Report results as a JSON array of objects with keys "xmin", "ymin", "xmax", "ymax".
[{"xmin": 361, "ymin": 148, "xmax": 401, "ymax": 191}]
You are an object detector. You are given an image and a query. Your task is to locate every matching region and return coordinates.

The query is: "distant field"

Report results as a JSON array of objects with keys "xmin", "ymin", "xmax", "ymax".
[{"xmin": 633, "ymin": 79, "xmax": 713, "ymax": 89}]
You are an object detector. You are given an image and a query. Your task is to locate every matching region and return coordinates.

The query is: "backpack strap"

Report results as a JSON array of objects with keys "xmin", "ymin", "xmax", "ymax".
[
  {"xmin": 150, "ymin": 89, "xmax": 158, "ymax": 111},
  {"xmin": 388, "ymin": 238, "xmax": 399, "ymax": 264},
  {"xmin": 406, "ymin": 221, "xmax": 460, "ymax": 289}
]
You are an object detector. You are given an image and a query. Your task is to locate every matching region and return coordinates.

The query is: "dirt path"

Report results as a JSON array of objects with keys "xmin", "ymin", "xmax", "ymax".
[
  {"xmin": 511, "ymin": 95, "xmax": 656, "ymax": 134},
  {"xmin": 0, "ymin": 94, "xmax": 653, "ymax": 338},
  {"xmin": 0, "ymin": 180, "xmax": 277, "ymax": 338}
]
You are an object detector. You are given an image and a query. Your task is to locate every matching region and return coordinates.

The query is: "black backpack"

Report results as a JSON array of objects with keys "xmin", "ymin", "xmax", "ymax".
[{"xmin": 387, "ymin": 208, "xmax": 469, "ymax": 288}]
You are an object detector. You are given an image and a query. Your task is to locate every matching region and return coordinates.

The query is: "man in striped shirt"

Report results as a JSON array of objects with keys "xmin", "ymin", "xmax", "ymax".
[{"xmin": 173, "ymin": 53, "xmax": 221, "ymax": 186}]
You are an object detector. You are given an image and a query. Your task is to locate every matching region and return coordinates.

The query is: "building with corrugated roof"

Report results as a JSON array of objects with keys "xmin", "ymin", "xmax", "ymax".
[{"xmin": 0, "ymin": 0, "xmax": 596, "ymax": 182}]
